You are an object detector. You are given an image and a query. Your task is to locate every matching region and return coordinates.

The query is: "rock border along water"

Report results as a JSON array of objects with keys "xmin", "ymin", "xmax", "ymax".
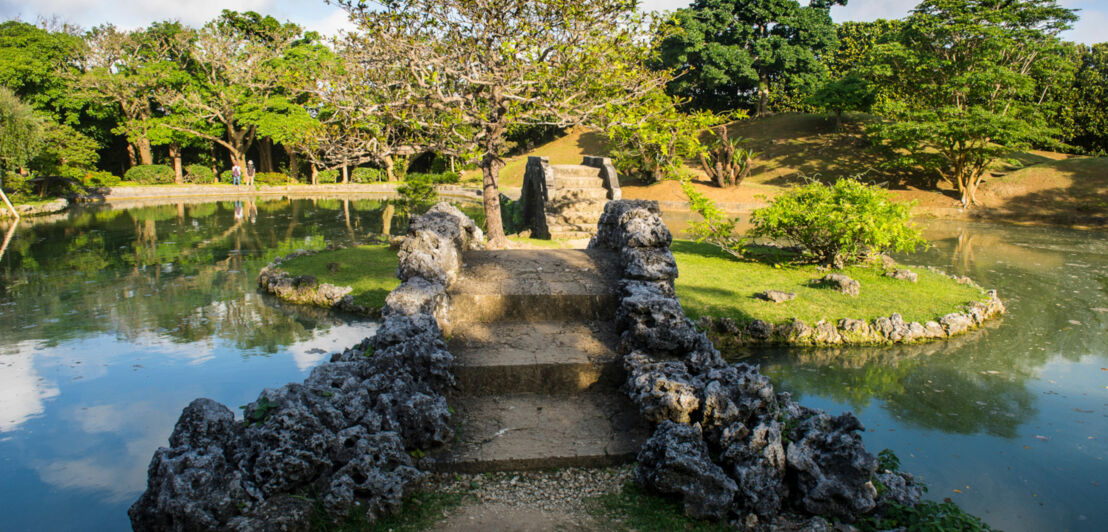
[
  {"xmin": 129, "ymin": 202, "xmax": 482, "ymax": 530},
  {"xmin": 589, "ymin": 200, "xmax": 925, "ymax": 527}
]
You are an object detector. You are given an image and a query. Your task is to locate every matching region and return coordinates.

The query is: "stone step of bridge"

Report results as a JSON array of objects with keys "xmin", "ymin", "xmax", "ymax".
[
  {"xmin": 448, "ymin": 320, "xmax": 621, "ymax": 396},
  {"xmin": 550, "ymin": 164, "xmax": 601, "ymax": 178},
  {"xmin": 430, "ymin": 392, "xmax": 648, "ymax": 473},
  {"xmin": 445, "ymin": 249, "xmax": 620, "ymax": 326}
]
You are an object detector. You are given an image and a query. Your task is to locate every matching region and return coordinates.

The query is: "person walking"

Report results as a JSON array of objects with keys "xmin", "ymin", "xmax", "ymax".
[
  {"xmin": 231, "ymin": 163, "xmax": 241, "ymax": 186},
  {"xmin": 246, "ymin": 160, "xmax": 256, "ymax": 187}
]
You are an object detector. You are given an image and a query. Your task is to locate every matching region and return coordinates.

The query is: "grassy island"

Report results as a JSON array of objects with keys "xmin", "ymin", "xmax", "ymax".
[
  {"xmin": 272, "ymin": 244, "xmax": 399, "ymax": 310},
  {"xmin": 673, "ymin": 240, "xmax": 984, "ymax": 325},
  {"xmin": 268, "ymin": 240, "xmax": 989, "ymax": 341}
]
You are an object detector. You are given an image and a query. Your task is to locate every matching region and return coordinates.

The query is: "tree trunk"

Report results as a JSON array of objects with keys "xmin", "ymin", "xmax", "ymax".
[
  {"xmin": 126, "ymin": 144, "xmax": 138, "ymax": 168},
  {"xmin": 757, "ymin": 76, "xmax": 769, "ymax": 117},
  {"xmin": 341, "ymin": 163, "xmax": 349, "ymax": 184},
  {"xmin": 137, "ymin": 138, "xmax": 153, "ymax": 166},
  {"xmin": 384, "ymin": 155, "xmax": 396, "ymax": 181},
  {"xmin": 169, "ymin": 143, "xmax": 183, "ymax": 184},
  {"xmin": 481, "ymin": 154, "xmax": 507, "ymax": 249},
  {"xmin": 284, "ymin": 145, "xmax": 299, "ymax": 180},
  {"xmin": 259, "ymin": 137, "xmax": 274, "ymax": 172},
  {"xmin": 310, "ymin": 164, "xmax": 318, "ymax": 185}
]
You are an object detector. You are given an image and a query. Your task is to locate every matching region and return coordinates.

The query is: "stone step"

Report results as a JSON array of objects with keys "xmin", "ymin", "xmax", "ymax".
[
  {"xmin": 550, "ymin": 164, "xmax": 601, "ymax": 178},
  {"xmin": 546, "ymin": 212, "xmax": 603, "ymax": 226},
  {"xmin": 448, "ymin": 321, "xmax": 621, "ymax": 395},
  {"xmin": 546, "ymin": 222, "xmax": 598, "ymax": 234},
  {"xmin": 446, "ymin": 249, "xmax": 620, "ymax": 324},
  {"xmin": 430, "ymin": 392, "xmax": 649, "ymax": 473},
  {"xmin": 550, "ymin": 187, "xmax": 608, "ymax": 202},
  {"xmin": 553, "ymin": 176, "xmax": 605, "ymax": 189},
  {"xmin": 548, "ymin": 231, "xmax": 596, "ymax": 240}
]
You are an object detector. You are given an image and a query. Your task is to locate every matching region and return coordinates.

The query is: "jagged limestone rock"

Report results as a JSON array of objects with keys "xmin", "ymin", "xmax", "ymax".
[
  {"xmin": 636, "ymin": 421, "xmax": 738, "ymax": 521},
  {"xmin": 383, "ymin": 276, "xmax": 445, "ymax": 317},
  {"xmin": 817, "ymin": 273, "xmax": 860, "ymax": 297},
  {"xmin": 623, "ymin": 353, "xmax": 700, "ymax": 424},
  {"xmin": 785, "ymin": 412, "xmax": 878, "ymax": 520},
  {"xmin": 616, "ymin": 282, "xmax": 700, "ymax": 356},
  {"xmin": 621, "ymin": 246, "xmax": 679, "ymax": 282},
  {"xmin": 721, "ymin": 420, "xmax": 788, "ymax": 518},
  {"xmin": 757, "ymin": 290, "xmax": 797, "ymax": 303}
]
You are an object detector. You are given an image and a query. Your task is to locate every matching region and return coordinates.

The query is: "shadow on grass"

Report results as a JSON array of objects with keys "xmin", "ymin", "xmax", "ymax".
[{"xmin": 588, "ymin": 482, "xmax": 733, "ymax": 532}]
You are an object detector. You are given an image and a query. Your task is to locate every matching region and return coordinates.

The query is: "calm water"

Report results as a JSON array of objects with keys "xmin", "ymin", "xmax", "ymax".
[
  {"xmin": 0, "ymin": 203, "xmax": 1104, "ymax": 531},
  {"xmin": 0, "ymin": 198, "xmax": 481, "ymax": 531},
  {"xmin": 743, "ymin": 220, "xmax": 1108, "ymax": 531}
]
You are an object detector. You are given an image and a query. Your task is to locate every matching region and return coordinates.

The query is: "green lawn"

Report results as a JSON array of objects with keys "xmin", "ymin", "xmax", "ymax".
[
  {"xmin": 276, "ymin": 244, "xmax": 399, "ymax": 308},
  {"xmin": 672, "ymin": 240, "xmax": 985, "ymax": 325}
]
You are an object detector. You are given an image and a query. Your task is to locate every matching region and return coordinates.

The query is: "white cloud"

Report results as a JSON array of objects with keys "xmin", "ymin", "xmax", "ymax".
[{"xmin": 0, "ymin": 346, "xmax": 60, "ymax": 432}]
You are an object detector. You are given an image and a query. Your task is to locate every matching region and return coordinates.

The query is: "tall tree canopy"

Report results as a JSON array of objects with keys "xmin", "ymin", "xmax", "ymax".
[
  {"xmin": 338, "ymin": 0, "xmax": 667, "ymax": 247},
  {"xmin": 866, "ymin": 0, "xmax": 1077, "ymax": 208},
  {"xmin": 657, "ymin": 0, "xmax": 846, "ymax": 115}
]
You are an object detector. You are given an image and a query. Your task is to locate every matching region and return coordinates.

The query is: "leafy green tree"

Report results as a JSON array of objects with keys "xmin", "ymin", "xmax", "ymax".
[
  {"xmin": 1068, "ymin": 43, "xmax": 1108, "ymax": 155},
  {"xmin": 657, "ymin": 0, "xmax": 846, "ymax": 115},
  {"xmin": 827, "ymin": 19, "xmax": 902, "ymax": 79},
  {"xmin": 599, "ymin": 90, "xmax": 724, "ymax": 183},
  {"xmin": 750, "ymin": 178, "xmax": 927, "ymax": 266},
  {"xmin": 339, "ymin": 0, "xmax": 668, "ymax": 247},
  {"xmin": 0, "ymin": 21, "xmax": 84, "ymax": 117},
  {"xmin": 150, "ymin": 10, "xmax": 304, "ymax": 171},
  {"xmin": 865, "ymin": 0, "xmax": 1078, "ymax": 208},
  {"xmin": 807, "ymin": 73, "xmax": 874, "ymax": 129},
  {"xmin": 0, "ymin": 86, "xmax": 45, "ymax": 179}
]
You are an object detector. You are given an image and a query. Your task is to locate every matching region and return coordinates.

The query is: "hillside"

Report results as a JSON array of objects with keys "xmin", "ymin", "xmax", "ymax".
[{"xmin": 478, "ymin": 113, "xmax": 1107, "ymax": 227}]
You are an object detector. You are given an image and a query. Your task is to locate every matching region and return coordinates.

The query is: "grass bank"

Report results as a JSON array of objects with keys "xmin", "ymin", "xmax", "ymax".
[
  {"xmin": 274, "ymin": 244, "xmax": 399, "ymax": 309},
  {"xmin": 672, "ymin": 240, "xmax": 984, "ymax": 326}
]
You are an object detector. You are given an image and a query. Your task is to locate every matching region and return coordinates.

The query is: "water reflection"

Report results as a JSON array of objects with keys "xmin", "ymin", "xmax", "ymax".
[
  {"xmin": 742, "ymin": 220, "xmax": 1108, "ymax": 531},
  {"xmin": 0, "ymin": 198, "xmax": 477, "ymax": 531}
]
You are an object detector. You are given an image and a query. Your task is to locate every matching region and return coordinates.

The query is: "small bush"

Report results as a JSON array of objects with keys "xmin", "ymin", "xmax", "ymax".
[
  {"xmin": 351, "ymin": 167, "xmax": 386, "ymax": 183},
  {"xmin": 80, "ymin": 170, "xmax": 121, "ymax": 187},
  {"xmin": 397, "ymin": 173, "xmax": 437, "ymax": 206},
  {"xmin": 124, "ymin": 164, "xmax": 174, "ymax": 185},
  {"xmin": 406, "ymin": 171, "xmax": 460, "ymax": 184},
  {"xmin": 253, "ymin": 171, "xmax": 293, "ymax": 185},
  {"xmin": 681, "ymin": 180, "xmax": 745, "ymax": 258},
  {"xmin": 750, "ymin": 178, "xmax": 927, "ymax": 266},
  {"xmin": 184, "ymin": 164, "xmax": 216, "ymax": 184},
  {"xmin": 316, "ymin": 169, "xmax": 339, "ymax": 184},
  {"xmin": 2, "ymin": 173, "xmax": 33, "ymax": 197}
]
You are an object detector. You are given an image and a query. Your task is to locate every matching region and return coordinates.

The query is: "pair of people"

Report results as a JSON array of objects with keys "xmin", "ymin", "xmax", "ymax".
[{"xmin": 230, "ymin": 160, "xmax": 256, "ymax": 186}]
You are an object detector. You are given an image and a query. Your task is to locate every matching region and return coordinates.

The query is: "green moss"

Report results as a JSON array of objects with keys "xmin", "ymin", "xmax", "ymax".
[
  {"xmin": 672, "ymin": 240, "xmax": 984, "ymax": 326},
  {"xmin": 277, "ymin": 245, "xmax": 399, "ymax": 309}
]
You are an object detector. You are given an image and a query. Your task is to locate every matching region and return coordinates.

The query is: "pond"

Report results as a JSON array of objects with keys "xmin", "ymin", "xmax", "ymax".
[{"xmin": 0, "ymin": 201, "xmax": 1104, "ymax": 531}]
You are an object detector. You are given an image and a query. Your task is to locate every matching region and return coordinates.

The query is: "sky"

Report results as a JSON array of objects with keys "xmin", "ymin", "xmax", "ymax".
[{"xmin": 0, "ymin": 0, "xmax": 1103, "ymax": 45}]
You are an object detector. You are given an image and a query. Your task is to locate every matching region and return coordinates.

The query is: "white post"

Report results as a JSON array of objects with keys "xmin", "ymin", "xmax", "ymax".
[{"xmin": 0, "ymin": 187, "xmax": 18, "ymax": 220}]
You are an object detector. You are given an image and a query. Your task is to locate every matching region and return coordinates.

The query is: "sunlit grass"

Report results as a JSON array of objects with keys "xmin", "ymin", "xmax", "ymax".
[
  {"xmin": 672, "ymin": 240, "xmax": 985, "ymax": 325},
  {"xmin": 277, "ymin": 244, "xmax": 399, "ymax": 309}
]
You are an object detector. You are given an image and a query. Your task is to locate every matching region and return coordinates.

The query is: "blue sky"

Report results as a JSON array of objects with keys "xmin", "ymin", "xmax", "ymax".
[{"xmin": 0, "ymin": 0, "xmax": 1103, "ymax": 45}]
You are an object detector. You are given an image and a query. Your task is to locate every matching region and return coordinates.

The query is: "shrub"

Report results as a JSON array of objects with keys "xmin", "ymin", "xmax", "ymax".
[
  {"xmin": 124, "ymin": 164, "xmax": 174, "ymax": 185},
  {"xmin": 184, "ymin": 164, "xmax": 216, "ymax": 184},
  {"xmin": 681, "ymin": 180, "xmax": 745, "ymax": 258},
  {"xmin": 253, "ymin": 171, "xmax": 293, "ymax": 185},
  {"xmin": 351, "ymin": 167, "xmax": 386, "ymax": 183},
  {"xmin": 750, "ymin": 178, "xmax": 927, "ymax": 266},
  {"xmin": 316, "ymin": 169, "xmax": 339, "ymax": 184},
  {"xmin": 406, "ymin": 171, "xmax": 460, "ymax": 184},
  {"xmin": 80, "ymin": 170, "xmax": 121, "ymax": 187},
  {"xmin": 397, "ymin": 173, "xmax": 437, "ymax": 206}
]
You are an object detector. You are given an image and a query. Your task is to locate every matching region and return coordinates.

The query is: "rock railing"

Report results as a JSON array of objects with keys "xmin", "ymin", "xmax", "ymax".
[
  {"xmin": 129, "ymin": 202, "xmax": 482, "ymax": 530},
  {"xmin": 588, "ymin": 200, "xmax": 923, "ymax": 527}
]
